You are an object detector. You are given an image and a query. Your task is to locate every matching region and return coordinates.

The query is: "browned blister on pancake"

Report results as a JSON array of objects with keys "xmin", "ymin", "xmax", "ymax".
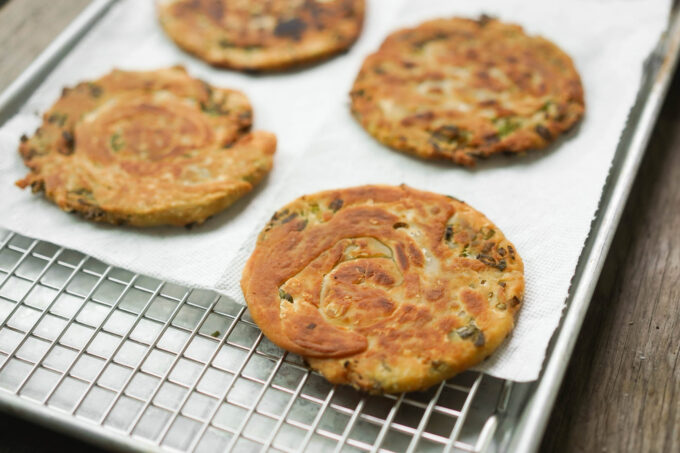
[
  {"xmin": 241, "ymin": 185, "xmax": 524, "ymax": 393},
  {"xmin": 157, "ymin": 0, "xmax": 365, "ymax": 71},
  {"xmin": 16, "ymin": 66, "xmax": 276, "ymax": 227},
  {"xmin": 350, "ymin": 16, "xmax": 585, "ymax": 166}
]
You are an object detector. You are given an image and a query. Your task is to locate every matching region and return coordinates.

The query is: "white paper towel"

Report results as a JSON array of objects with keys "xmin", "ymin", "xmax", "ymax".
[{"xmin": 0, "ymin": 0, "xmax": 670, "ymax": 381}]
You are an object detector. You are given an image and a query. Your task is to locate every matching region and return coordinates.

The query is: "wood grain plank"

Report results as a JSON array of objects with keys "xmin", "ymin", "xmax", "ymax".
[
  {"xmin": 0, "ymin": 0, "xmax": 90, "ymax": 91},
  {"xmin": 540, "ymin": 71, "xmax": 680, "ymax": 453}
]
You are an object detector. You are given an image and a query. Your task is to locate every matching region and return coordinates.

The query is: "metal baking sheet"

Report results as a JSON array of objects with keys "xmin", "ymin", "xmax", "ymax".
[{"xmin": 0, "ymin": 1, "xmax": 678, "ymax": 452}]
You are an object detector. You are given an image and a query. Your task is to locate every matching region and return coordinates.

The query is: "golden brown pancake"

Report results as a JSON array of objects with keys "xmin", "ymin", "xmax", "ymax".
[
  {"xmin": 350, "ymin": 16, "xmax": 584, "ymax": 166},
  {"xmin": 16, "ymin": 66, "xmax": 276, "ymax": 227},
  {"xmin": 157, "ymin": 0, "xmax": 365, "ymax": 71},
  {"xmin": 242, "ymin": 185, "xmax": 524, "ymax": 393}
]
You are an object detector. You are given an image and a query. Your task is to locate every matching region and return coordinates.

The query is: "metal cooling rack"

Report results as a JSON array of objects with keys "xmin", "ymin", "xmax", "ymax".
[{"xmin": 0, "ymin": 228, "xmax": 512, "ymax": 453}]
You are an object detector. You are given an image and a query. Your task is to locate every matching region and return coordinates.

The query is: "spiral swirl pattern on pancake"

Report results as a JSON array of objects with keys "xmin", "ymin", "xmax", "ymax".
[
  {"xmin": 242, "ymin": 185, "xmax": 524, "ymax": 393},
  {"xmin": 17, "ymin": 66, "xmax": 276, "ymax": 227},
  {"xmin": 351, "ymin": 16, "xmax": 584, "ymax": 166},
  {"xmin": 157, "ymin": 0, "xmax": 365, "ymax": 71},
  {"xmin": 76, "ymin": 97, "xmax": 215, "ymax": 166}
]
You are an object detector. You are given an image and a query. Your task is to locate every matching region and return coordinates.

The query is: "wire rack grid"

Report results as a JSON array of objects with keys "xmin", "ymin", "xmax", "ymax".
[{"xmin": 0, "ymin": 227, "xmax": 511, "ymax": 452}]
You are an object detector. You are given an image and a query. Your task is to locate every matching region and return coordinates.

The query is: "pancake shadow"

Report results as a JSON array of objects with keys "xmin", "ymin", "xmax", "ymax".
[
  {"xmin": 232, "ymin": 47, "xmax": 354, "ymax": 78},
  {"xmin": 116, "ymin": 172, "xmax": 272, "ymax": 237},
  {"xmin": 471, "ymin": 121, "xmax": 584, "ymax": 172},
  {"xmin": 178, "ymin": 36, "xmax": 354, "ymax": 80},
  {"xmin": 367, "ymin": 120, "xmax": 584, "ymax": 174}
]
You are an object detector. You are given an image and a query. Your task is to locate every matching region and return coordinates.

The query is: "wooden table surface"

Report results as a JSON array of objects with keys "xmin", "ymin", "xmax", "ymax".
[{"xmin": 0, "ymin": 1, "xmax": 678, "ymax": 452}]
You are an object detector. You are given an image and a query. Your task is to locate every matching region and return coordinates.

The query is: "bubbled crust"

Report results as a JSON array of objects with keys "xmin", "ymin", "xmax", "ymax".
[
  {"xmin": 16, "ymin": 66, "xmax": 276, "ymax": 227},
  {"xmin": 157, "ymin": 0, "xmax": 365, "ymax": 71},
  {"xmin": 242, "ymin": 185, "xmax": 524, "ymax": 393},
  {"xmin": 350, "ymin": 16, "xmax": 584, "ymax": 166}
]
